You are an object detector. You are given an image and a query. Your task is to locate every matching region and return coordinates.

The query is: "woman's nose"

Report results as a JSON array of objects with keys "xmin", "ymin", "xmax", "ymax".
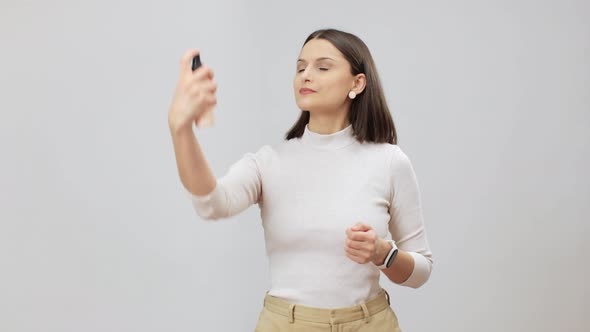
[{"xmin": 301, "ymin": 68, "xmax": 312, "ymax": 82}]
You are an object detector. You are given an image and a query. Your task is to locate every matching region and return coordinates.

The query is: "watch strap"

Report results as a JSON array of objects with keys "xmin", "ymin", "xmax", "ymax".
[{"xmin": 374, "ymin": 240, "xmax": 398, "ymax": 269}]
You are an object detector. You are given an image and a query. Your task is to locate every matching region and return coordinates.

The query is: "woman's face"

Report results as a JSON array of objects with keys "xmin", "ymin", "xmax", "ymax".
[{"xmin": 293, "ymin": 38, "xmax": 360, "ymax": 114}]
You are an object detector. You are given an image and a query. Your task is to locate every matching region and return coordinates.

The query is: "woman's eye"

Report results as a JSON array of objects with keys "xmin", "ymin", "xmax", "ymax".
[{"xmin": 296, "ymin": 67, "xmax": 328, "ymax": 73}]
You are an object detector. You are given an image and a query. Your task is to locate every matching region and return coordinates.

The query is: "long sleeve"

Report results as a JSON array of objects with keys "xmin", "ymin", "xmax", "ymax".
[
  {"xmin": 387, "ymin": 147, "xmax": 434, "ymax": 288},
  {"xmin": 184, "ymin": 145, "xmax": 269, "ymax": 221}
]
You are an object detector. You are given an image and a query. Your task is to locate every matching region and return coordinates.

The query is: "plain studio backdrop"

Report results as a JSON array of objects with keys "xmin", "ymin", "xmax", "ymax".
[{"xmin": 1, "ymin": 0, "xmax": 588, "ymax": 331}]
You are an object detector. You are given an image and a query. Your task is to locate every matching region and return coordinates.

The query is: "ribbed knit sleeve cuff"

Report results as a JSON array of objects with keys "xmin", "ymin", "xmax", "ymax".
[{"xmin": 399, "ymin": 251, "xmax": 433, "ymax": 288}]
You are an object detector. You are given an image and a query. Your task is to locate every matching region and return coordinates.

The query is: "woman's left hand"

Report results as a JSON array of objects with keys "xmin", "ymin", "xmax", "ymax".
[{"xmin": 344, "ymin": 222, "xmax": 386, "ymax": 265}]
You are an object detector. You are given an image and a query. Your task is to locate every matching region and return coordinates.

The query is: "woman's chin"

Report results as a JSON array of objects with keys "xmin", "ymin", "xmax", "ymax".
[
  {"xmin": 296, "ymin": 102, "xmax": 312, "ymax": 111},
  {"xmin": 296, "ymin": 101, "xmax": 322, "ymax": 113}
]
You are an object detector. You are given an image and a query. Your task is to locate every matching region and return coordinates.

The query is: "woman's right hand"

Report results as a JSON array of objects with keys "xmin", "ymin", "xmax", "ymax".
[{"xmin": 168, "ymin": 49, "xmax": 217, "ymax": 131}]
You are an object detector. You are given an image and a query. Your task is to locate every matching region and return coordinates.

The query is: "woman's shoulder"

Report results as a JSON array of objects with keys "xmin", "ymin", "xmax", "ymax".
[
  {"xmin": 361, "ymin": 142, "xmax": 409, "ymax": 160},
  {"xmin": 248, "ymin": 141, "xmax": 286, "ymax": 164},
  {"xmin": 360, "ymin": 143, "xmax": 415, "ymax": 174},
  {"xmin": 386, "ymin": 143, "xmax": 410, "ymax": 161},
  {"xmin": 256, "ymin": 137, "xmax": 303, "ymax": 156}
]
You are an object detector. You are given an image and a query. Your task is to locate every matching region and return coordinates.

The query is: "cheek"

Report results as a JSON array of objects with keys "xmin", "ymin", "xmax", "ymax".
[
  {"xmin": 335, "ymin": 76, "xmax": 353, "ymax": 93},
  {"xmin": 322, "ymin": 85, "xmax": 347, "ymax": 102},
  {"xmin": 324, "ymin": 75, "xmax": 350, "ymax": 96}
]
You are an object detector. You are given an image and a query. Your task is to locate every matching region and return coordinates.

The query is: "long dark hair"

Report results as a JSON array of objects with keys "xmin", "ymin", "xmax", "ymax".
[{"xmin": 285, "ymin": 28, "xmax": 398, "ymax": 145}]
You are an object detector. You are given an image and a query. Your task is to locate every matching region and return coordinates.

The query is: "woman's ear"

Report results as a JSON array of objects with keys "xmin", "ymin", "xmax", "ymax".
[{"xmin": 352, "ymin": 73, "xmax": 367, "ymax": 95}]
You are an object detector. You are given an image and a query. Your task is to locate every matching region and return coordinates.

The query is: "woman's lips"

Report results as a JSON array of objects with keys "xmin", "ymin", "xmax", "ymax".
[{"xmin": 299, "ymin": 88, "xmax": 316, "ymax": 94}]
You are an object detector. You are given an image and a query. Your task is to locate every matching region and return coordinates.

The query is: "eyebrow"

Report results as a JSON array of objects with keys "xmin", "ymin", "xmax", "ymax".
[{"xmin": 297, "ymin": 57, "xmax": 336, "ymax": 63}]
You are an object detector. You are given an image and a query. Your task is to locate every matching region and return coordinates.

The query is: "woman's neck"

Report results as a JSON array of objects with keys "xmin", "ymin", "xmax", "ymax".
[{"xmin": 307, "ymin": 111, "xmax": 350, "ymax": 135}]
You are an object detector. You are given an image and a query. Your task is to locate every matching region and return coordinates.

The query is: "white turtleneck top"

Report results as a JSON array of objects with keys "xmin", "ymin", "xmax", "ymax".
[{"xmin": 185, "ymin": 124, "xmax": 433, "ymax": 308}]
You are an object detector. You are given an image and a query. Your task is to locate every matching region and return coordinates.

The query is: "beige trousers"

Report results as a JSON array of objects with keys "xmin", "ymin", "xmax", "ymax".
[{"xmin": 254, "ymin": 288, "xmax": 401, "ymax": 332}]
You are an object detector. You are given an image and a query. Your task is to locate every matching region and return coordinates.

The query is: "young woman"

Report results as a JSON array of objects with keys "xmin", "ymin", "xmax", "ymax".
[{"xmin": 168, "ymin": 28, "xmax": 434, "ymax": 332}]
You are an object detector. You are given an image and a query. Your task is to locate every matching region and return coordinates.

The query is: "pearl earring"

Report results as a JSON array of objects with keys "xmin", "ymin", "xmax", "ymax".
[{"xmin": 348, "ymin": 91, "xmax": 356, "ymax": 99}]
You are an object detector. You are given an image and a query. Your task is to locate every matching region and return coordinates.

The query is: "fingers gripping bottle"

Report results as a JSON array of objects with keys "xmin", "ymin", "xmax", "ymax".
[{"xmin": 191, "ymin": 54, "xmax": 215, "ymax": 128}]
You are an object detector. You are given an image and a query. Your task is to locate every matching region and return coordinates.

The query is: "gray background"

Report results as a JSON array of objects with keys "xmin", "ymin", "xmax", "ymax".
[{"xmin": 1, "ymin": 0, "xmax": 588, "ymax": 331}]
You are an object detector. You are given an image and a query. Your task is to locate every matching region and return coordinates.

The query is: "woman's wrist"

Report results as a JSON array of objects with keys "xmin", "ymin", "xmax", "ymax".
[{"xmin": 372, "ymin": 238, "xmax": 393, "ymax": 265}]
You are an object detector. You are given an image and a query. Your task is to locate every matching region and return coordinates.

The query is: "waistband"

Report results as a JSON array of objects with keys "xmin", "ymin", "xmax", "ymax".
[{"xmin": 262, "ymin": 288, "xmax": 391, "ymax": 325}]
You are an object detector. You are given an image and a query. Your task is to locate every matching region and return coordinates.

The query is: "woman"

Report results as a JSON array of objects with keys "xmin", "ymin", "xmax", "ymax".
[{"xmin": 168, "ymin": 28, "xmax": 433, "ymax": 332}]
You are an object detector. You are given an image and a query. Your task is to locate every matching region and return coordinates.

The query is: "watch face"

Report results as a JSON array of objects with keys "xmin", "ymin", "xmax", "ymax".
[{"xmin": 386, "ymin": 249, "xmax": 399, "ymax": 268}]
